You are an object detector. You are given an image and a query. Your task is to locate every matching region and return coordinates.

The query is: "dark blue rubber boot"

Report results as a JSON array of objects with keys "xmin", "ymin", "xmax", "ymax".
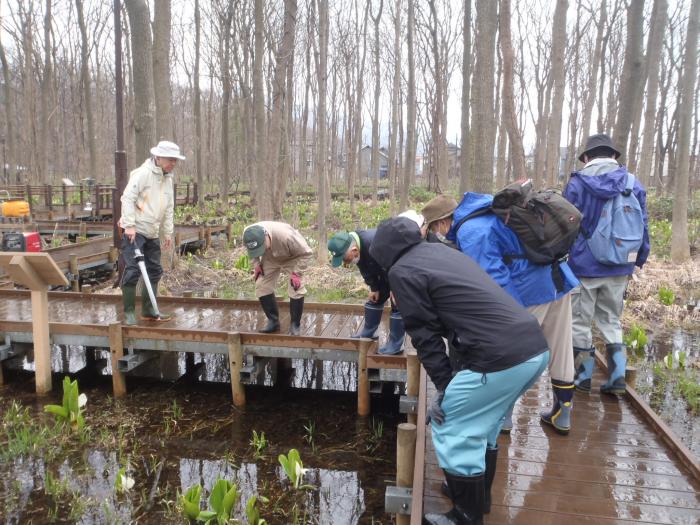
[
  {"xmin": 378, "ymin": 312, "xmax": 405, "ymax": 355},
  {"xmin": 352, "ymin": 302, "xmax": 383, "ymax": 340},
  {"xmin": 573, "ymin": 346, "xmax": 595, "ymax": 393},
  {"xmin": 600, "ymin": 343, "xmax": 627, "ymax": 395},
  {"xmin": 540, "ymin": 380, "xmax": 574, "ymax": 435}
]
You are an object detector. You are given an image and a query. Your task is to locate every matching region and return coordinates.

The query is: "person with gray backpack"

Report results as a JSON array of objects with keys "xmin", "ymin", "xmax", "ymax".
[{"xmin": 564, "ymin": 133, "xmax": 650, "ymax": 396}]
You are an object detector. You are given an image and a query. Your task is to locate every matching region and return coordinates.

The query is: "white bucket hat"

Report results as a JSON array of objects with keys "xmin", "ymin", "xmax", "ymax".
[{"xmin": 150, "ymin": 140, "xmax": 186, "ymax": 160}]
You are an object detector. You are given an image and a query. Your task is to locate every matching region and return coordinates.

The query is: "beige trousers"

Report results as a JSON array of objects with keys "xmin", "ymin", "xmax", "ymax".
[
  {"xmin": 527, "ymin": 293, "xmax": 574, "ymax": 383},
  {"xmin": 255, "ymin": 252, "xmax": 309, "ymax": 299}
]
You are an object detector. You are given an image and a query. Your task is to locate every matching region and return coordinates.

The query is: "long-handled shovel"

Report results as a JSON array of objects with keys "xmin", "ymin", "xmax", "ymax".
[{"xmin": 134, "ymin": 248, "xmax": 163, "ymax": 320}]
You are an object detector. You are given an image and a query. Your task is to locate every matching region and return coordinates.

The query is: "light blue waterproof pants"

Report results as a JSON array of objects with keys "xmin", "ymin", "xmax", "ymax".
[{"xmin": 432, "ymin": 351, "xmax": 549, "ymax": 476}]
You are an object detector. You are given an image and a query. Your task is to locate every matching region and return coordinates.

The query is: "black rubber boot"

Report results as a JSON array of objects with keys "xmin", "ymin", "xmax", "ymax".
[
  {"xmin": 483, "ymin": 447, "xmax": 498, "ymax": 514},
  {"xmin": 288, "ymin": 297, "xmax": 304, "ymax": 335},
  {"xmin": 441, "ymin": 447, "xmax": 497, "ymax": 514},
  {"xmin": 425, "ymin": 471, "xmax": 485, "ymax": 525},
  {"xmin": 122, "ymin": 285, "xmax": 137, "ymax": 326},
  {"xmin": 258, "ymin": 294, "xmax": 280, "ymax": 333},
  {"xmin": 141, "ymin": 280, "xmax": 172, "ymax": 321}
]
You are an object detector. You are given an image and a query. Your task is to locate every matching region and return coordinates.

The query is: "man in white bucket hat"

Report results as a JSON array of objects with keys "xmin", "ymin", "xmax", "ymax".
[{"xmin": 118, "ymin": 140, "xmax": 185, "ymax": 325}]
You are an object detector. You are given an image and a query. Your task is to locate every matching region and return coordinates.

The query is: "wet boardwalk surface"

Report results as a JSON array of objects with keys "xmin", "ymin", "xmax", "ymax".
[{"xmin": 422, "ymin": 369, "xmax": 700, "ymax": 524}]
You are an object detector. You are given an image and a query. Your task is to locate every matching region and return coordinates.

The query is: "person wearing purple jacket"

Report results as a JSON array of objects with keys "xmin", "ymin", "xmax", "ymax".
[{"xmin": 563, "ymin": 134, "xmax": 650, "ymax": 396}]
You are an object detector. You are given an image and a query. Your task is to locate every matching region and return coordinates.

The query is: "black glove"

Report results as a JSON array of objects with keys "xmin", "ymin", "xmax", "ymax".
[{"xmin": 426, "ymin": 390, "xmax": 445, "ymax": 426}]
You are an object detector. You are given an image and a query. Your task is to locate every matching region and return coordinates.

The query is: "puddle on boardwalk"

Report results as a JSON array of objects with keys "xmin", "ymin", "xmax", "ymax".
[
  {"xmin": 0, "ymin": 348, "xmax": 400, "ymax": 524},
  {"xmin": 631, "ymin": 327, "xmax": 700, "ymax": 456}
]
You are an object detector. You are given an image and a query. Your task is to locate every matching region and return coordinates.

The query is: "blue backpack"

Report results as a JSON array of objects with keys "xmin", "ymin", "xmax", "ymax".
[{"xmin": 585, "ymin": 174, "xmax": 644, "ymax": 266}]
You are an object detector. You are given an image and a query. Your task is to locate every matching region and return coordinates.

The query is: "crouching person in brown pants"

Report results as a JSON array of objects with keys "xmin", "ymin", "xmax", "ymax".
[{"xmin": 243, "ymin": 221, "xmax": 313, "ymax": 335}]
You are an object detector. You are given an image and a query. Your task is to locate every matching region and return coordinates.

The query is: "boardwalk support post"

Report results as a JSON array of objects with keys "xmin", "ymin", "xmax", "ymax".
[
  {"xmin": 405, "ymin": 350, "xmax": 419, "ymax": 425},
  {"xmin": 358, "ymin": 338, "xmax": 371, "ymax": 416},
  {"xmin": 228, "ymin": 332, "xmax": 245, "ymax": 407},
  {"xmin": 386, "ymin": 422, "xmax": 416, "ymax": 522},
  {"xmin": 109, "ymin": 322, "xmax": 127, "ymax": 398},
  {"xmin": 69, "ymin": 254, "xmax": 80, "ymax": 291}
]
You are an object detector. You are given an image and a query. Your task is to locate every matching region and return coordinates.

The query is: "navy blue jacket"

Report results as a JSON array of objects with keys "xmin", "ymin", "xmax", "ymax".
[{"xmin": 356, "ymin": 229, "xmax": 389, "ymax": 294}]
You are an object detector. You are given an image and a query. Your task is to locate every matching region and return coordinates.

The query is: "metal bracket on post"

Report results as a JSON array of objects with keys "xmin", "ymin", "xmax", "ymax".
[
  {"xmin": 0, "ymin": 335, "xmax": 15, "ymax": 361},
  {"xmin": 385, "ymin": 485, "xmax": 413, "ymax": 515},
  {"xmin": 399, "ymin": 395, "xmax": 418, "ymax": 415},
  {"xmin": 118, "ymin": 350, "xmax": 158, "ymax": 373}
]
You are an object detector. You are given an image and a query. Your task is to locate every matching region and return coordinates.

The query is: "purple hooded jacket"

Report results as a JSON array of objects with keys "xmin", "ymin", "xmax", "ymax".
[{"xmin": 563, "ymin": 159, "xmax": 650, "ymax": 278}]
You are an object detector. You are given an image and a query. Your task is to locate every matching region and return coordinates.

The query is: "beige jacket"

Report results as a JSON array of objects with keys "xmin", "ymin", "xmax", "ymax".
[
  {"xmin": 120, "ymin": 159, "xmax": 174, "ymax": 239},
  {"xmin": 251, "ymin": 221, "xmax": 313, "ymax": 274}
]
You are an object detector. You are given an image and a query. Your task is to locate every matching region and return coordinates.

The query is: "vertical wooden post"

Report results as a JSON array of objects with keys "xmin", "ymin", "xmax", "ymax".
[
  {"xmin": 406, "ymin": 350, "xmax": 420, "ymax": 425},
  {"xmin": 205, "ymin": 227, "xmax": 212, "ymax": 250},
  {"xmin": 93, "ymin": 184, "xmax": 100, "ymax": 216},
  {"xmin": 79, "ymin": 184, "xmax": 84, "ymax": 205},
  {"xmin": 225, "ymin": 223, "xmax": 233, "ymax": 242},
  {"xmin": 79, "ymin": 222, "xmax": 87, "ymax": 239},
  {"xmin": 396, "ymin": 422, "xmax": 417, "ymax": 525},
  {"xmin": 30, "ymin": 289, "xmax": 52, "ymax": 394},
  {"xmin": 228, "ymin": 333, "xmax": 245, "ymax": 407},
  {"xmin": 193, "ymin": 182, "xmax": 198, "ymax": 205},
  {"xmin": 69, "ymin": 254, "xmax": 79, "ymax": 291},
  {"xmin": 45, "ymin": 184, "xmax": 52, "ymax": 210},
  {"xmin": 108, "ymin": 322, "xmax": 127, "ymax": 398},
  {"xmin": 173, "ymin": 183, "xmax": 178, "ymax": 209},
  {"xmin": 358, "ymin": 338, "xmax": 371, "ymax": 416}
]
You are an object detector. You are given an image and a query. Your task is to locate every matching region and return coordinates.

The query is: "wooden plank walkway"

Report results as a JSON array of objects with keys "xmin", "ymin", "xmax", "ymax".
[
  {"xmin": 0, "ymin": 290, "xmax": 404, "ymax": 371},
  {"xmin": 418, "ymin": 369, "xmax": 700, "ymax": 524}
]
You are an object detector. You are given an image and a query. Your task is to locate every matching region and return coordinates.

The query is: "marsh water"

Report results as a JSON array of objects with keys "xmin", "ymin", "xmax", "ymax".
[
  {"xmin": 630, "ymin": 327, "xmax": 700, "ymax": 456},
  {"xmin": 0, "ymin": 352, "xmax": 400, "ymax": 524}
]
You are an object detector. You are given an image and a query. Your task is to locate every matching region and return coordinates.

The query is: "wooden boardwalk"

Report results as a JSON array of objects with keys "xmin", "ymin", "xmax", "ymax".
[{"xmin": 418, "ymin": 368, "xmax": 700, "ymax": 524}]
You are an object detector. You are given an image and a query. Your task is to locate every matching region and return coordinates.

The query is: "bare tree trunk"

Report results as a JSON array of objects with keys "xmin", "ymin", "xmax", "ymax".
[
  {"xmin": 470, "ymin": 0, "xmax": 498, "ymax": 192},
  {"xmin": 370, "ymin": 0, "xmax": 383, "ymax": 204},
  {"xmin": 352, "ymin": 2, "xmax": 370, "ymax": 217},
  {"xmin": 638, "ymin": 0, "xmax": 667, "ymax": 186},
  {"xmin": 316, "ymin": 0, "xmax": 329, "ymax": 263},
  {"xmin": 671, "ymin": 0, "xmax": 699, "ymax": 262},
  {"xmin": 152, "ymin": 0, "xmax": 173, "ymax": 141},
  {"xmin": 221, "ymin": 5, "xmax": 233, "ymax": 201},
  {"xmin": 126, "ymin": 0, "xmax": 155, "ymax": 163},
  {"xmin": 387, "ymin": 0, "xmax": 401, "ymax": 215},
  {"xmin": 581, "ymin": 0, "xmax": 606, "ymax": 142},
  {"xmin": 459, "ymin": 0, "xmax": 472, "ymax": 193},
  {"xmin": 401, "ymin": 0, "xmax": 416, "ymax": 209},
  {"xmin": 253, "ymin": 0, "xmax": 266, "ymax": 216},
  {"xmin": 76, "ymin": 0, "xmax": 97, "ymax": 179},
  {"xmin": 194, "ymin": 0, "xmax": 202, "ymax": 206},
  {"xmin": 300, "ymin": 44, "xmax": 311, "ymax": 187},
  {"xmin": 499, "ymin": 0, "xmax": 526, "ymax": 180},
  {"xmin": 544, "ymin": 0, "xmax": 567, "ymax": 187},
  {"xmin": 613, "ymin": 0, "xmax": 645, "ymax": 163},
  {"xmin": 0, "ymin": 3, "xmax": 16, "ymax": 184},
  {"xmin": 40, "ymin": 0, "xmax": 52, "ymax": 181},
  {"xmin": 269, "ymin": 0, "xmax": 298, "ymax": 219}
]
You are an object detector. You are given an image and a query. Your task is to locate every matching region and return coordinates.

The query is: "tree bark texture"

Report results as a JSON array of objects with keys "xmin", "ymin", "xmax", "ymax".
[
  {"xmin": 459, "ymin": 0, "xmax": 472, "ymax": 193},
  {"xmin": 402, "ymin": 0, "xmax": 416, "ymax": 209},
  {"xmin": 544, "ymin": 0, "xmax": 568, "ymax": 187},
  {"xmin": 126, "ymin": 0, "xmax": 156, "ymax": 163},
  {"xmin": 671, "ymin": 0, "xmax": 699, "ymax": 262},
  {"xmin": 152, "ymin": 0, "xmax": 173, "ymax": 142}
]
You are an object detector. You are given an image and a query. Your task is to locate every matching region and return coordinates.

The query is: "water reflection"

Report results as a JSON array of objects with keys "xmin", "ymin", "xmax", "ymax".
[{"xmin": 2, "ymin": 451, "xmax": 371, "ymax": 524}]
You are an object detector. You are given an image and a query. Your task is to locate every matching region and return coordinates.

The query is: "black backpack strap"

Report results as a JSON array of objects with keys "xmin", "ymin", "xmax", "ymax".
[{"xmin": 453, "ymin": 207, "xmax": 492, "ymax": 233}]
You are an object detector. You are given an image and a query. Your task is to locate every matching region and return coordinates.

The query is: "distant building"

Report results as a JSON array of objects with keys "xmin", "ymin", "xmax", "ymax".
[{"xmin": 358, "ymin": 145, "xmax": 389, "ymax": 179}]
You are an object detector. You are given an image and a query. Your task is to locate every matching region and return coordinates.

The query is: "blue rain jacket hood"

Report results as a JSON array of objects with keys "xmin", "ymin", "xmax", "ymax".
[
  {"xmin": 449, "ymin": 192, "xmax": 578, "ymax": 307},
  {"xmin": 563, "ymin": 161, "xmax": 650, "ymax": 278}
]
